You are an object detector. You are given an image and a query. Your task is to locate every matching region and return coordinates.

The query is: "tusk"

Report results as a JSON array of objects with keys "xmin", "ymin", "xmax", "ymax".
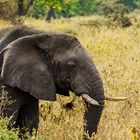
[
  {"xmin": 81, "ymin": 94, "xmax": 99, "ymax": 106},
  {"xmin": 105, "ymin": 95, "xmax": 128, "ymax": 101}
]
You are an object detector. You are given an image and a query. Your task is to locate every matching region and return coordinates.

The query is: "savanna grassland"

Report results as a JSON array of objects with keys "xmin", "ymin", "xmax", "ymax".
[{"xmin": 0, "ymin": 13, "xmax": 140, "ymax": 140}]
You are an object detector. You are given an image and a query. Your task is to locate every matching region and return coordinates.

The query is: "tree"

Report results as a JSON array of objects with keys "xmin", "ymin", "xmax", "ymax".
[
  {"xmin": 18, "ymin": 0, "xmax": 24, "ymax": 16},
  {"xmin": 45, "ymin": 6, "xmax": 56, "ymax": 22},
  {"xmin": 45, "ymin": 0, "xmax": 60, "ymax": 22},
  {"xmin": 18, "ymin": 0, "xmax": 34, "ymax": 16}
]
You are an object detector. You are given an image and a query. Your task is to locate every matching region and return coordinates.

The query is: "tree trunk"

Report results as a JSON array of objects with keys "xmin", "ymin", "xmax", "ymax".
[
  {"xmin": 24, "ymin": 0, "xmax": 34, "ymax": 15},
  {"xmin": 18, "ymin": 0, "xmax": 24, "ymax": 16},
  {"xmin": 18, "ymin": 0, "xmax": 34, "ymax": 16},
  {"xmin": 45, "ymin": 7, "xmax": 56, "ymax": 22}
]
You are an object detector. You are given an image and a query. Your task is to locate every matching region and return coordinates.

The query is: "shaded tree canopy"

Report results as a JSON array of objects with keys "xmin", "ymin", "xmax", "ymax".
[{"xmin": 0, "ymin": 0, "xmax": 139, "ymax": 21}]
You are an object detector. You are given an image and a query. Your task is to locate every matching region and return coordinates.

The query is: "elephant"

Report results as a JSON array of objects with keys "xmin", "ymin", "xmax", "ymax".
[{"xmin": 0, "ymin": 26, "xmax": 127, "ymax": 139}]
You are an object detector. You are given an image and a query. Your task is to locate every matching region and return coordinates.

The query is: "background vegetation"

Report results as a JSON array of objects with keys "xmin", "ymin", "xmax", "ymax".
[
  {"xmin": 0, "ymin": 0, "xmax": 140, "ymax": 140},
  {"xmin": 0, "ymin": 0, "xmax": 140, "ymax": 21}
]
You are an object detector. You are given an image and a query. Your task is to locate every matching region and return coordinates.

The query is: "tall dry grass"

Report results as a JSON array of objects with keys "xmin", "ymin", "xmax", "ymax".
[{"xmin": 0, "ymin": 14, "xmax": 140, "ymax": 140}]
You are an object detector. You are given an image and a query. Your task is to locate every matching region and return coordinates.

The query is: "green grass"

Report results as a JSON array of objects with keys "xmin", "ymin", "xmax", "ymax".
[{"xmin": 0, "ymin": 13, "xmax": 140, "ymax": 140}]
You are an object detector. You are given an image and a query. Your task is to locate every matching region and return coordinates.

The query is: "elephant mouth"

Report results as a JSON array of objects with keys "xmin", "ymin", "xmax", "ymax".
[{"xmin": 72, "ymin": 89, "xmax": 101, "ymax": 106}]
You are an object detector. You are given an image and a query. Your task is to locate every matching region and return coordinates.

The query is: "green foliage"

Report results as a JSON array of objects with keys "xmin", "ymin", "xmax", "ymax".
[
  {"xmin": 0, "ymin": 0, "xmax": 140, "ymax": 21},
  {"xmin": 0, "ymin": 117, "xmax": 19, "ymax": 140},
  {"xmin": 30, "ymin": 0, "xmax": 48, "ymax": 18},
  {"xmin": 118, "ymin": 0, "xmax": 138, "ymax": 11},
  {"xmin": 62, "ymin": 0, "xmax": 99, "ymax": 17},
  {"xmin": 29, "ymin": 0, "xmax": 104, "ymax": 18},
  {"xmin": 30, "ymin": 0, "xmax": 140, "ymax": 18},
  {"xmin": 30, "ymin": 0, "xmax": 64, "ymax": 18}
]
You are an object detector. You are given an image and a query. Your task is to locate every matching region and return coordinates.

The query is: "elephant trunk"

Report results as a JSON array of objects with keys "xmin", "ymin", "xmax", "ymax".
[
  {"xmin": 82, "ymin": 73, "xmax": 127, "ymax": 139},
  {"xmin": 84, "ymin": 104, "xmax": 104, "ymax": 139},
  {"xmin": 83, "ymin": 68, "xmax": 105, "ymax": 139}
]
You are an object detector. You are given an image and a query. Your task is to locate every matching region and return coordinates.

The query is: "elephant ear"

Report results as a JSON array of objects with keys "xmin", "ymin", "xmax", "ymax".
[{"xmin": 0, "ymin": 37, "xmax": 56, "ymax": 101}]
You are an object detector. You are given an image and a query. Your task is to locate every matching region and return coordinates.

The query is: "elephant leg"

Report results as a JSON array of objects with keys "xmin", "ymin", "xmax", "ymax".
[
  {"xmin": 0, "ymin": 86, "xmax": 24, "ymax": 128},
  {"xmin": 2, "ymin": 101, "xmax": 20, "ymax": 128},
  {"xmin": 15, "ymin": 96, "xmax": 39, "ymax": 136}
]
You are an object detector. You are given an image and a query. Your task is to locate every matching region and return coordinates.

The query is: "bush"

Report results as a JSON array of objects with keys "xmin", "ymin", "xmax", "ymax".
[
  {"xmin": 0, "ymin": 0, "xmax": 17, "ymax": 20},
  {"xmin": 0, "ymin": 117, "xmax": 19, "ymax": 140},
  {"xmin": 98, "ymin": 0, "xmax": 132, "ymax": 28}
]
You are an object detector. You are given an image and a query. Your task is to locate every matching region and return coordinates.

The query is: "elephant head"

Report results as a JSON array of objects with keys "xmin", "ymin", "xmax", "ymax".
[{"xmin": 0, "ymin": 31, "xmax": 127, "ymax": 138}]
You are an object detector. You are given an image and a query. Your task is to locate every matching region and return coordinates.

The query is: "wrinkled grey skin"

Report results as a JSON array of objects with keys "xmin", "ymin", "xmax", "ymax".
[{"xmin": 0, "ymin": 26, "xmax": 104, "ymax": 139}]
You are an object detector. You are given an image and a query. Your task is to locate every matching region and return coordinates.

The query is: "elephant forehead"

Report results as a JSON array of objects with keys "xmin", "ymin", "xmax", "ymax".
[
  {"xmin": 55, "ymin": 45, "xmax": 88, "ymax": 60},
  {"xmin": 69, "ymin": 46, "xmax": 90, "ymax": 62}
]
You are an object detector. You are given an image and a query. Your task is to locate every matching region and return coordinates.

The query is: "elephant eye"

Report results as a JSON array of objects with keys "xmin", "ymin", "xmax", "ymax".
[
  {"xmin": 67, "ymin": 61, "xmax": 76, "ymax": 71},
  {"xmin": 66, "ymin": 61, "xmax": 76, "ymax": 69}
]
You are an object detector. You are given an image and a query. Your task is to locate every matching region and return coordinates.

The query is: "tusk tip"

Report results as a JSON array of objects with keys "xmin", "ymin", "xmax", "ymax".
[{"xmin": 105, "ymin": 96, "xmax": 128, "ymax": 101}]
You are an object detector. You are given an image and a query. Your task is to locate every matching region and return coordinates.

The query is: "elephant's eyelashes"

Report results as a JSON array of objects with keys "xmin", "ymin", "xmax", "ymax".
[
  {"xmin": 67, "ymin": 61, "xmax": 76, "ymax": 67},
  {"xmin": 65, "ymin": 61, "xmax": 76, "ymax": 71}
]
